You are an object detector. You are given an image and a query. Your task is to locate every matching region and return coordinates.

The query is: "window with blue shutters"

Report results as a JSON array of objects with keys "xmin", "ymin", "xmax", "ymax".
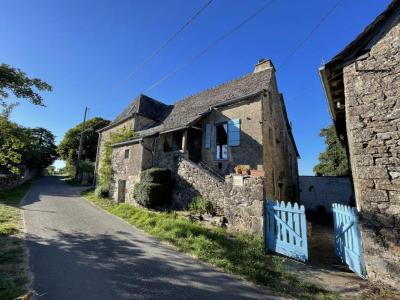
[
  {"xmin": 228, "ymin": 119, "xmax": 240, "ymax": 146},
  {"xmin": 204, "ymin": 123, "xmax": 211, "ymax": 148}
]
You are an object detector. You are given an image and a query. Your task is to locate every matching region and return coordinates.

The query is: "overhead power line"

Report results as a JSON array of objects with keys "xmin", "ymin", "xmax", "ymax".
[
  {"xmin": 277, "ymin": 0, "xmax": 344, "ymax": 71},
  {"xmin": 144, "ymin": 0, "xmax": 277, "ymax": 93},
  {"xmin": 119, "ymin": 0, "xmax": 214, "ymax": 87}
]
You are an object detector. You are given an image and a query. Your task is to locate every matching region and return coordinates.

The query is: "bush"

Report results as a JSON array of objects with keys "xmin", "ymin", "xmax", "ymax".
[
  {"xmin": 95, "ymin": 185, "xmax": 109, "ymax": 198},
  {"xmin": 140, "ymin": 168, "xmax": 172, "ymax": 184},
  {"xmin": 133, "ymin": 182, "xmax": 164, "ymax": 208},
  {"xmin": 187, "ymin": 196, "xmax": 215, "ymax": 215}
]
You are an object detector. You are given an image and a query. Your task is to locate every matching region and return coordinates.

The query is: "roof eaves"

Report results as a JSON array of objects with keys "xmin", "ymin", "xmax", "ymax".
[
  {"xmin": 112, "ymin": 137, "xmax": 143, "ymax": 148},
  {"xmin": 97, "ymin": 115, "xmax": 135, "ymax": 133}
]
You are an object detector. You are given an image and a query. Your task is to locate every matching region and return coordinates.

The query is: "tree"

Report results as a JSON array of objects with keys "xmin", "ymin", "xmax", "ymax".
[
  {"xmin": 57, "ymin": 117, "xmax": 111, "ymax": 172},
  {"xmin": 0, "ymin": 117, "xmax": 27, "ymax": 174},
  {"xmin": 0, "ymin": 118, "xmax": 56, "ymax": 174},
  {"xmin": 24, "ymin": 127, "xmax": 57, "ymax": 169},
  {"xmin": 314, "ymin": 125, "xmax": 350, "ymax": 176},
  {"xmin": 46, "ymin": 165, "xmax": 56, "ymax": 175},
  {"xmin": 0, "ymin": 64, "xmax": 52, "ymax": 117}
]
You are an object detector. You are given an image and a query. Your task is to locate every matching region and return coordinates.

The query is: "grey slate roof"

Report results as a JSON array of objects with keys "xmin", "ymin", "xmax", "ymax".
[
  {"xmin": 113, "ymin": 94, "xmax": 172, "ymax": 124},
  {"xmin": 133, "ymin": 68, "xmax": 273, "ymax": 138}
]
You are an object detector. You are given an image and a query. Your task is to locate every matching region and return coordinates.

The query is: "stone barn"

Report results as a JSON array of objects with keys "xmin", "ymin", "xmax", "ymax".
[
  {"xmin": 319, "ymin": 0, "xmax": 400, "ymax": 288},
  {"xmin": 95, "ymin": 59, "xmax": 299, "ymax": 233}
]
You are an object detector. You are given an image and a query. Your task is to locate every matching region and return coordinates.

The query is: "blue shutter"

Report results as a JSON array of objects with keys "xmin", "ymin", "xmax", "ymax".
[
  {"xmin": 228, "ymin": 119, "xmax": 240, "ymax": 146},
  {"xmin": 205, "ymin": 124, "xmax": 211, "ymax": 148}
]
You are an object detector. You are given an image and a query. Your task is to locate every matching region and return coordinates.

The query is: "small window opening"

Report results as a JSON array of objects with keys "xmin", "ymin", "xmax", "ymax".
[
  {"xmin": 215, "ymin": 123, "xmax": 228, "ymax": 160},
  {"xmin": 124, "ymin": 149, "xmax": 130, "ymax": 159}
]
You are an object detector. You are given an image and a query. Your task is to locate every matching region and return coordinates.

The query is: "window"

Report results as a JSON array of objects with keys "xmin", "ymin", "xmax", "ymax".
[
  {"xmin": 215, "ymin": 123, "xmax": 228, "ymax": 160},
  {"xmin": 124, "ymin": 149, "xmax": 129, "ymax": 159}
]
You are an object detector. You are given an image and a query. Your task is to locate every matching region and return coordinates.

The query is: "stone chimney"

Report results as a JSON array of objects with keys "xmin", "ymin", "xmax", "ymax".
[{"xmin": 253, "ymin": 58, "xmax": 275, "ymax": 73}]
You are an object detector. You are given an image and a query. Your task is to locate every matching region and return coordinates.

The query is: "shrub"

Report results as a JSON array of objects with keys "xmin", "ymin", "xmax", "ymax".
[
  {"xmin": 140, "ymin": 168, "xmax": 172, "ymax": 184},
  {"xmin": 133, "ymin": 167, "xmax": 172, "ymax": 208},
  {"xmin": 95, "ymin": 185, "xmax": 109, "ymax": 198},
  {"xmin": 133, "ymin": 182, "xmax": 164, "ymax": 208},
  {"xmin": 187, "ymin": 196, "xmax": 215, "ymax": 215}
]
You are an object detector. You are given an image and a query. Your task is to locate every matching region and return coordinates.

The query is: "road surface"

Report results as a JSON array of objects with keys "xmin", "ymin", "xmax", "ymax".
[{"xmin": 22, "ymin": 177, "xmax": 284, "ymax": 300}]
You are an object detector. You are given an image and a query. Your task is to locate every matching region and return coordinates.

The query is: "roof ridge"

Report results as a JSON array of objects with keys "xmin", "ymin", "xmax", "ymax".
[{"xmin": 170, "ymin": 69, "xmax": 270, "ymax": 106}]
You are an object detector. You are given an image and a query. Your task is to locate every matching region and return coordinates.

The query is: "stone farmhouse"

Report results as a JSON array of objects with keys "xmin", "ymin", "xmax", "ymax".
[
  {"xmin": 319, "ymin": 0, "xmax": 399, "ymax": 288},
  {"xmin": 95, "ymin": 59, "xmax": 299, "ymax": 233}
]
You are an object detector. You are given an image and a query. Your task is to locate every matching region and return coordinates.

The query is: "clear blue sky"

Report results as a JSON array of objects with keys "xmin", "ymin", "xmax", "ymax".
[{"xmin": 1, "ymin": 0, "xmax": 392, "ymax": 174}]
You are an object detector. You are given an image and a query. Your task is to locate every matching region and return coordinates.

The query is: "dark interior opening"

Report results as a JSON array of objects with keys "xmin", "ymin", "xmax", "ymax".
[{"xmin": 216, "ymin": 123, "xmax": 228, "ymax": 160}]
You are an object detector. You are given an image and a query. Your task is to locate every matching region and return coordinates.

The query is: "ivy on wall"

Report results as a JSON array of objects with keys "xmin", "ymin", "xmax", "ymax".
[{"xmin": 98, "ymin": 130, "xmax": 134, "ymax": 191}]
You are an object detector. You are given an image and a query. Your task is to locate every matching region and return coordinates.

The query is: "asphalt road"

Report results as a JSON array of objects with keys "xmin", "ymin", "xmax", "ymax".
[{"xmin": 22, "ymin": 177, "xmax": 284, "ymax": 300}]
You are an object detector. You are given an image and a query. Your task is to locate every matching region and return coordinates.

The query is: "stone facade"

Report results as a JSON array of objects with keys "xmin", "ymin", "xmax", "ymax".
[
  {"xmin": 199, "ymin": 96, "xmax": 264, "ymax": 174},
  {"xmin": 342, "ymin": 13, "xmax": 400, "ymax": 288},
  {"xmin": 110, "ymin": 141, "xmax": 144, "ymax": 203},
  {"xmin": 159, "ymin": 153, "xmax": 264, "ymax": 233},
  {"xmin": 262, "ymin": 78, "xmax": 299, "ymax": 202}
]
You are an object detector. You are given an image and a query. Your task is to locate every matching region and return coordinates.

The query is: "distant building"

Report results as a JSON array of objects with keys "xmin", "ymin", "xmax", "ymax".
[{"xmin": 319, "ymin": 0, "xmax": 400, "ymax": 288}]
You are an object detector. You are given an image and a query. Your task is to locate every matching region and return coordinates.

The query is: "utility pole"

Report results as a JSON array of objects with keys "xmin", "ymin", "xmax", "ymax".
[{"xmin": 75, "ymin": 106, "xmax": 88, "ymax": 180}]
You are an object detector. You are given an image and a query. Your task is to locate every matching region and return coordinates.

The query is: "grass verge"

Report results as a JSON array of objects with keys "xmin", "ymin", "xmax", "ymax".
[
  {"xmin": 62, "ymin": 176, "xmax": 82, "ymax": 187},
  {"xmin": 82, "ymin": 189, "xmax": 338, "ymax": 299},
  {"xmin": 0, "ymin": 181, "xmax": 32, "ymax": 300}
]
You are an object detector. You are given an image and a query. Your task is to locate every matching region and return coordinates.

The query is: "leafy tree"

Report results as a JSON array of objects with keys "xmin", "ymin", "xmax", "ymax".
[
  {"xmin": 0, "ymin": 64, "xmax": 52, "ymax": 117},
  {"xmin": 24, "ymin": 127, "xmax": 57, "ymax": 169},
  {"xmin": 57, "ymin": 117, "xmax": 111, "ymax": 172},
  {"xmin": 314, "ymin": 125, "xmax": 350, "ymax": 176},
  {"xmin": 0, "ymin": 118, "xmax": 56, "ymax": 174},
  {"xmin": 0, "ymin": 117, "xmax": 27, "ymax": 174},
  {"xmin": 46, "ymin": 165, "xmax": 56, "ymax": 175}
]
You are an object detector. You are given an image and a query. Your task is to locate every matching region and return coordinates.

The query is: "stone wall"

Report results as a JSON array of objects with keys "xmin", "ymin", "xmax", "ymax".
[
  {"xmin": 157, "ymin": 153, "xmax": 264, "ymax": 234},
  {"xmin": 0, "ymin": 169, "xmax": 37, "ymax": 191},
  {"xmin": 299, "ymin": 176, "xmax": 354, "ymax": 213},
  {"xmin": 343, "ymin": 13, "xmax": 400, "ymax": 288},
  {"xmin": 96, "ymin": 118, "xmax": 135, "ymax": 179},
  {"xmin": 262, "ymin": 75, "xmax": 299, "ymax": 202},
  {"xmin": 111, "ymin": 142, "xmax": 144, "ymax": 203}
]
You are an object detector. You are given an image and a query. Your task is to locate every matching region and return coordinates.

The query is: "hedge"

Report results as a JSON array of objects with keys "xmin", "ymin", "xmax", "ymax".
[
  {"xmin": 133, "ymin": 182, "xmax": 164, "ymax": 208},
  {"xmin": 133, "ymin": 168, "xmax": 173, "ymax": 208},
  {"xmin": 140, "ymin": 168, "xmax": 172, "ymax": 184}
]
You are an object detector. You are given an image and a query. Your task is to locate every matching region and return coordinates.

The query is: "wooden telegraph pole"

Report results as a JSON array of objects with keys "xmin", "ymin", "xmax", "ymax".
[{"xmin": 75, "ymin": 107, "xmax": 88, "ymax": 180}]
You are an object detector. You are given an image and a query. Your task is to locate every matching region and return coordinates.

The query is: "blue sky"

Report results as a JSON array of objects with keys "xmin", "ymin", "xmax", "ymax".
[{"xmin": 1, "ymin": 0, "xmax": 391, "ymax": 174}]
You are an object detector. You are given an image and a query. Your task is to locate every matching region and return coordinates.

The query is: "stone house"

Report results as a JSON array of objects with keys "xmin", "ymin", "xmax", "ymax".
[
  {"xmin": 95, "ymin": 59, "xmax": 299, "ymax": 233},
  {"xmin": 319, "ymin": 0, "xmax": 399, "ymax": 288}
]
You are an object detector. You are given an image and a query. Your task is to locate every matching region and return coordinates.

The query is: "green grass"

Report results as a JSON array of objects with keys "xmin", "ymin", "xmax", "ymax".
[
  {"xmin": 0, "ymin": 181, "xmax": 32, "ymax": 300},
  {"xmin": 62, "ymin": 176, "xmax": 82, "ymax": 186},
  {"xmin": 82, "ymin": 189, "xmax": 338, "ymax": 299}
]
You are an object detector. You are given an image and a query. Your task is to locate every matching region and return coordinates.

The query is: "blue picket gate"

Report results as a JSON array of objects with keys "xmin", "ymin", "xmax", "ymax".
[
  {"xmin": 264, "ymin": 200, "xmax": 308, "ymax": 262},
  {"xmin": 332, "ymin": 203, "xmax": 367, "ymax": 279}
]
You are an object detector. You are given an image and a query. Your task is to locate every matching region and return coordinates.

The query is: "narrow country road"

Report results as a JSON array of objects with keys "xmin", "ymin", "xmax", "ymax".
[{"xmin": 22, "ymin": 177, "xmax": 283, "ymax": 300}]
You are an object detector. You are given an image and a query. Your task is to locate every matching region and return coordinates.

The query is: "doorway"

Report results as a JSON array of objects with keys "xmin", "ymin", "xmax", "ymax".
[
  {"xmin": 188, "ymin": 128, "xmax": 202, "ymax": 163},
  {"xmin": 117, "ymin": 180, "xmax": 126, "ymax": 203}
]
